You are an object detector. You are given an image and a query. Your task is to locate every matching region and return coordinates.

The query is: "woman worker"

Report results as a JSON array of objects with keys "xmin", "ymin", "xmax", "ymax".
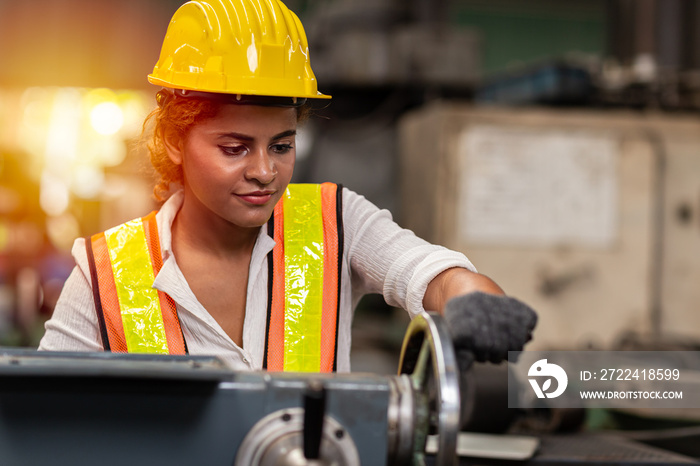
[{"xmin": 39, "ymin": 0, "xmax": 536, "ymax": 372}]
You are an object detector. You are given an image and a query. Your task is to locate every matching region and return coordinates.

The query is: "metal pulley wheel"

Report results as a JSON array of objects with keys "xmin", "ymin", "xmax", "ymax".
[{"xmin": 397, "ymin": 311, "xmax": 460, "ymax": 466}]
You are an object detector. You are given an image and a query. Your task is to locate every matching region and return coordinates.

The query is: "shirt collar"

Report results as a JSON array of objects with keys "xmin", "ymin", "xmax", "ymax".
[{"xmin": 156, "ymin": 190, "xmax": 183, "ymax": 261}]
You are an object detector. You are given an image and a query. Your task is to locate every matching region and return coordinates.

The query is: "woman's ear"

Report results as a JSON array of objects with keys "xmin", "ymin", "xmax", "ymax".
[{"xmin": 163, "ymin": 127, "xmax": 184, "ymax": 166}]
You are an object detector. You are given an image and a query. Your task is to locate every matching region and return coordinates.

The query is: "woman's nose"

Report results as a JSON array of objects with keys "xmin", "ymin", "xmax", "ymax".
[{"xmin": 245, "ymin": 148, "xmax": 276, "ymax": 184}]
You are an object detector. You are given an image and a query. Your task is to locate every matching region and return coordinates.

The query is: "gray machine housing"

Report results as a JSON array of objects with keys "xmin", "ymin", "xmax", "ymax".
[{"xmin": 0, "ymin": 350, "xmax": 392, "ymax": 466}]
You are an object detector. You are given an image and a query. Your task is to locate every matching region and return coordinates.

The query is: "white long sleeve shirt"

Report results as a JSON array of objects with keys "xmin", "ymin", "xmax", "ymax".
[{"xmin": 39, "ymin": 187, "xmax": 475, "ymax": 371}]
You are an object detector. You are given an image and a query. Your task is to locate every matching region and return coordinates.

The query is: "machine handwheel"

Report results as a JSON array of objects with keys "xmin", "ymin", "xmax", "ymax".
[{"xmin": 398, "ymin": 311, "xmax": 460, "ymax": 466}]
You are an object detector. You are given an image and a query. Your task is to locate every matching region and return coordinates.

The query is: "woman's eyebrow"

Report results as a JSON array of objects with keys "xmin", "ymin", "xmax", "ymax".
[
  {"xmin": 219, "ymin": 132, "xmax": 254, "ymax": 141},
  {"xmin": 217, "ymin": 130, "xmax": 296, "ymax": 141},
  {"xmin": 271, "ymin": 129, "xmax": 297, "ymax": 140}
]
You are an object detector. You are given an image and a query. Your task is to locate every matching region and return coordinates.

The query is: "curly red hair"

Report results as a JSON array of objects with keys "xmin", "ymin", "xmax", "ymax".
[{"xmin": 142, "ymin": 91, "xmax": 217, "ymax": 200}]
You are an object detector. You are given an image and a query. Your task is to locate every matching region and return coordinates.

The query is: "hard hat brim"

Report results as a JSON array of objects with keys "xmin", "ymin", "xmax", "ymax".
[
  {"xmin": 165, "ymin": 88, "xmax": 323, "ymax": 107},
  {"xmin": 148, "ymin": 76, "xmax": 332, "ymax": 102}
]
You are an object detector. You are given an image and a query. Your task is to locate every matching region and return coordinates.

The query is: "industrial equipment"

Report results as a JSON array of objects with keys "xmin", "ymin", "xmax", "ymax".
[
  {"xmin": 1, "ymin": 310, "xmax": 698, "ymax": 465},
  {"xmin": 0, "ymin": 312, "xmax": 464, "ymax": 466}
]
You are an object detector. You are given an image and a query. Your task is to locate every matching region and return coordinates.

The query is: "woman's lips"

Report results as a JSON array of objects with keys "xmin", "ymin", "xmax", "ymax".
[{"xmin": 236, "ymin": 191, "xmax": 274, "ymax": 205}]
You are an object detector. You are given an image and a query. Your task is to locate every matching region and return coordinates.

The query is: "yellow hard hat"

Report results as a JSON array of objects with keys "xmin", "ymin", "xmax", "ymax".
[{"xmin": 148, "ymin": 0, "xmax": 330, "ymax": 102}]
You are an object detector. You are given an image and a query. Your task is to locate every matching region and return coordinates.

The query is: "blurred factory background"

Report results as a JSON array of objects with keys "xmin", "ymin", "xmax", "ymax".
[{"xmin": 0, "ymin": 0, "xmax": 699, "ymax": 377}]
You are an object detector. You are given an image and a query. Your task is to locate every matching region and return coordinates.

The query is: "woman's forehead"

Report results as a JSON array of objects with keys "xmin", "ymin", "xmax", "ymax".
[
  {"xmin": 194, "ymin": 104, "xmax": 298, "ymax": 137},
  {"xmin": 212, "ymin": 103, "xmax": 297, "ymax": 123}
]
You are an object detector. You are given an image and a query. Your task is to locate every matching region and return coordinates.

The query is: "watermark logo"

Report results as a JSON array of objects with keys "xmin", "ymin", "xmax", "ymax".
[
  {"xmin": 528, "ymin": 359, "xmax": 568, "ymax": 398},
  {"xmin": 509, "ymin": 351, "xmax": 691, "ymax": 409}
]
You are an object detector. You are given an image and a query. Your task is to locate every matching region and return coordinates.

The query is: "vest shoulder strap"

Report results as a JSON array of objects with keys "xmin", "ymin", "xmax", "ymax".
[
  {"xmin": 85, "ymin": 211, "xmax": 187, "ymax": 355},
  {"xmin": 264, "ymin": 182, "xmax": 343, "ymax": 372}
]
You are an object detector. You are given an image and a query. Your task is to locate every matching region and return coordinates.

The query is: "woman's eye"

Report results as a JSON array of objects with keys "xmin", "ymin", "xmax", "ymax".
[
  {"xmin": 219, "ymin": 145, "xmax": 247, "ymax": 156},
  {"xmin": 271, "ymin": 143, "xmax": 294, "ymax": 154}
]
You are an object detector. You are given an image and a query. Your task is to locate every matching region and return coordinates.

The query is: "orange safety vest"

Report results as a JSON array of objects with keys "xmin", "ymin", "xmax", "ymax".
[{"xmin": 86, "ymin": 183, "xmax": 343, "ymax": 372}]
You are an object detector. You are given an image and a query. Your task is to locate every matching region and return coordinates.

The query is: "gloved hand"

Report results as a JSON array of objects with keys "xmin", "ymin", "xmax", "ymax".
[{"xmin": 443, "ymin": 292, "xmax": 537, "ymax": 372}]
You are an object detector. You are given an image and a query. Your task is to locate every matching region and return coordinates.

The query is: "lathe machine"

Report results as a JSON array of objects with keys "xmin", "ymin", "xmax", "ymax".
[
  {"xmin": 0, "ymin": 312, "xmax": 470, "ymax": 466},
  {"xmin": 2, "ymin": 312, "xmax": 697, "ymax": 465}
]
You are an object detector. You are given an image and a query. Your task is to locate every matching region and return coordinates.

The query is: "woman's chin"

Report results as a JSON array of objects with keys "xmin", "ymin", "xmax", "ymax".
[{"xmin": 228, "ymin": 211, "xmax": 274, "ymax": 229}]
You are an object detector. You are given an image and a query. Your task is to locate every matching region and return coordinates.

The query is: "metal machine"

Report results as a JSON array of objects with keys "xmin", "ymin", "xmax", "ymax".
[
  {"xmin": 0, "ymin": 312, "xmax": 462, "ymax": 466},
  {"xmin": 3, "ymin": 311, "xmax": 699, "ymax": 465}
]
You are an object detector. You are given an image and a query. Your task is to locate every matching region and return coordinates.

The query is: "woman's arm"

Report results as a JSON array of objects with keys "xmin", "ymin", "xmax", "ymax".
[
  {"xmin": 38, "ymin": 240, "xmax": 103, "ymax": 352},
  {"xmin": 342, "ymin": 188, "xmax": 478, "ymax": 317},
  {"xmin": 340, "ymin": 187, "xmax": 536, "ymax": 366}
]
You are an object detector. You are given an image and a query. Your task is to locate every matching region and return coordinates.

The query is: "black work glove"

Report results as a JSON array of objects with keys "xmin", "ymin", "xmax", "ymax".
[{"xmin": 443, "ymin": 292, "xmax": 537, "ymax": 372}]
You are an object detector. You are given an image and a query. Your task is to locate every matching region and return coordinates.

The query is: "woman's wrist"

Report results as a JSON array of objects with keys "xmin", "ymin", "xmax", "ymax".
[{"xmin": 423, "ymin": 267, "xmax": 504, "ymax": 313}]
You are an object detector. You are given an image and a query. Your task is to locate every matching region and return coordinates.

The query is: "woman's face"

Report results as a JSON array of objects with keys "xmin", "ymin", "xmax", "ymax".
[{"xmin": 168, "ymin": 103, "xmax": 297, "ymax": 229}]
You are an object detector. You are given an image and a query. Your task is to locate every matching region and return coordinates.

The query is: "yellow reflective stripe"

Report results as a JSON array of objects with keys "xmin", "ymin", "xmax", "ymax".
[
  {"xmin": 104, "ymin": 218, "xmax": 169, "ymax": 354},
  {"xmin": 283, "ymin": 184, "xmax": 324, "ymax": 372}
]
